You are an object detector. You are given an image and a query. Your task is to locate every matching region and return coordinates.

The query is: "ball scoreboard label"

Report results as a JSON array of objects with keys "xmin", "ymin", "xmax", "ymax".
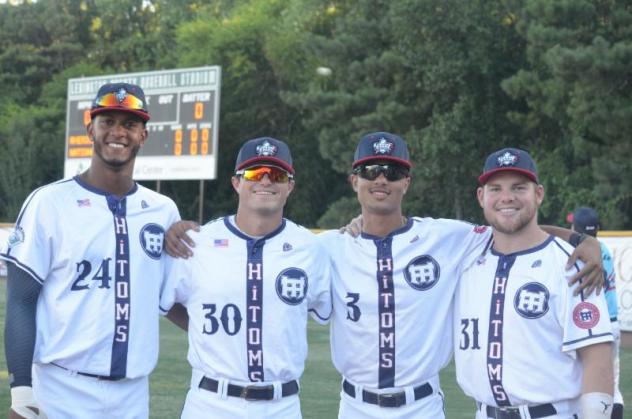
[{"xmin": 64, "ymin": 67, "xmax": 221, "ymax": 180}]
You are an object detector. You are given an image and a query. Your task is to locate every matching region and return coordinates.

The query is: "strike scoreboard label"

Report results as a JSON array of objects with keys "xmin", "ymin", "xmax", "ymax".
[{"xmin": 64, "ymin": 67, "xmax": 221, "ymax": 180}]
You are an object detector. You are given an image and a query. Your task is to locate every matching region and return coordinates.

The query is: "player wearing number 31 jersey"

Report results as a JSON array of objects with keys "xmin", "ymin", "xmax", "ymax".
[{"xmin": 455, "ymin": 148, "xmax": 613, "ymax": 419}]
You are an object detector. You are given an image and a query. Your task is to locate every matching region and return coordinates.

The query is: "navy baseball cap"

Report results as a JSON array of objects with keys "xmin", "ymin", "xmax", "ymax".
[
  {"xmin": 90, "ymin": 82, "xmax": 150, "ymax": 122},
  {"xmin": 571, "ymin": 206, "xmax": 600, "ymax": 237},
  {"xmin": 235, "ymin": 137, "xmax": 294, "ymax": 174},
  {"xmin": 478, "ymin": 148, "xmax": 538, "ymax": 185},
  {"xmin": 352, "ymin": 132, "xmax": 412, "ymax": 169}
]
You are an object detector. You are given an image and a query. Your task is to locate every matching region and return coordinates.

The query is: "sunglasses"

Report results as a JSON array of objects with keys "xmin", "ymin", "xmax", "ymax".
[
  {"xmin": 94, "ymin": 90, "xmax": 146, "ymax": 111},
  {"xmin": 353, "ymin": 164, "xmax": 410, "ymax": 181},
  {"xmin": 236, "ymin": 166, "xmax": 293, "ymax": 183}
]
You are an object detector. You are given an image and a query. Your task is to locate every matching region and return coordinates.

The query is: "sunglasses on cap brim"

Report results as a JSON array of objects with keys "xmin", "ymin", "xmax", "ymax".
[
  {"xmin": 353, "ymin": 164, "xmax": 410, "ymax": 181},
  {"xmin": 94, "ymin": 91, "xmax": 146, "ymax": 111},
  {"xmin": 235, "ymin": 166, "xmax": 294, "ymax": 183}
]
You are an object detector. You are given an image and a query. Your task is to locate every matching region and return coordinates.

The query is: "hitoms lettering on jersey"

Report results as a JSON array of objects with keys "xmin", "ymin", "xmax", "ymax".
[
  {"xmin": 455, "ymin": 148, "xmax": 614, "ymax": 419},
  {"xmin": 1, "ymin": 82, "xmax": 181, "ymax": 419}
]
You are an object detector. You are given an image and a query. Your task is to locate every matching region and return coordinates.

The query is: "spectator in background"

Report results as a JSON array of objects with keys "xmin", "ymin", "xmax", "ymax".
[{"xmin": 571, "ymin": 206, "xmax": 624, "ymax": 419}]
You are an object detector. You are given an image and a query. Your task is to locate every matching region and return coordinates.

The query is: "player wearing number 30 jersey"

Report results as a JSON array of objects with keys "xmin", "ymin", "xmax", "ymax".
[{"xmin": 161, "ymin": 137, "xmax": 331, "ymax": 419}]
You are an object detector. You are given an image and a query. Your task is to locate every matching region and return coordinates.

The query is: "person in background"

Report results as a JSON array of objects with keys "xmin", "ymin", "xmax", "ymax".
[{"xmin": 571, "ymin": 206, "xmax": 624, "ymax": 419}]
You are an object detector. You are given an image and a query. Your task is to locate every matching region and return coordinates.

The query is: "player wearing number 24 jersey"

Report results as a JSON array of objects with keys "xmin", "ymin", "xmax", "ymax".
[{"xmin": 2, "ymin": 82, "xmax": 181, "ymax": 419}]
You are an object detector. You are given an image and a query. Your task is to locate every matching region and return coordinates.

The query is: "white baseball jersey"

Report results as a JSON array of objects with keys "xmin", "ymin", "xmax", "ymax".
[
  {"xmin": 454, "ymin": 236, "xmax": 613, "ymax": 406},
  {"xmin": 318, "ymin": 217, "xmax": 491, "ymax": 389},
  {"xmin": 0, "ymin": 176, "xmax": 180, "ymax": 379},
  {"xmin": 160, "ymin": 216, "xmax": 332, "ymax": 383}
]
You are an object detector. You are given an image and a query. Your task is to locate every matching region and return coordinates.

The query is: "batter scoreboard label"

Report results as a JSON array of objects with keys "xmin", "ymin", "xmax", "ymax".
[{"xmin": 64, "ymin": 67, "xmax": 221, "ymax": 180}]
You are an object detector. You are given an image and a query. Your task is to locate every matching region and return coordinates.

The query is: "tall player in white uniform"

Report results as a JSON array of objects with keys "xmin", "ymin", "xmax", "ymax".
[
  {"xmin": 1, "ymin": 83, "xmax": 180, "ymax": 419},
  {"xmin": 455, "ymin": 148, "xmax": 614, "ymax": 419},
  {"xmin": 318, "ymin": 133, "xmax": 606, "ymax": 419},
  {"xmin": 160, "ymin": 137, "xmax": 332, "ymax": 419}
]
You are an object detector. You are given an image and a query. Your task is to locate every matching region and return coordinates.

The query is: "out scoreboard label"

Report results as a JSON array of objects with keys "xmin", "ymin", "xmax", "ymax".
[{"xmin": 64, "ymin": 66, "xmax": 221, "ymax": 180}]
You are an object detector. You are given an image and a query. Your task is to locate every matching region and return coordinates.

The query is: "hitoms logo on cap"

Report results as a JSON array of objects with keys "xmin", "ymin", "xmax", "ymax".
[
  {"xmin": 256, "ymin": 140, "xmax": 278, "ymax": 157},
  {"xmin": 373, "ymin": 138, "xmax": 394, "ymax": 155},
  {"xmin": 496, "ymin": 151, "xmax": 519, "ymax": 167}
]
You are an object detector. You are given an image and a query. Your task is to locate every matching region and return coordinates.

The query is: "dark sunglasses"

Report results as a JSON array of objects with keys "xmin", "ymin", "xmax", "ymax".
[
  {"xmin": 353, "ymin": 164, "xmax": 410, "ymax": 181},
  {"xmin": 235, "ymin": 166, "xmax": 293, "ymax": 183}
]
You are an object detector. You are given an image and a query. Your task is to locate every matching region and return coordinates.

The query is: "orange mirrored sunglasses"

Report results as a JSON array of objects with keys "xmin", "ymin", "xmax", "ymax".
[
  {"xmin": 94, "ymin": 91, "xmax": 145, "ymax": 111},
  {"xmin": 235, "ymin": 166, "xmax": 293, "ymax": 183}
]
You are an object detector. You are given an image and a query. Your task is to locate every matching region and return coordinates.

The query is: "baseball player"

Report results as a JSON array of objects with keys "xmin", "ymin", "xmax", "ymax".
[
  {"xmin": 571, "ymin": 206, "xmax": 624, "ymax": 419},
  {"xmin": 455, "ymin": 148, "xmax": 614, "ymax": 418},
  {"xmin": 160, "ymin": 137, "xmax": 332, "ymax": 419},
  {"xmin": 318, "ymin": 134, "xmax": 606, "ymax": 419},
  {"xmin": 1, "ymin": 83, "xmax": 181, "ymax": 419}
]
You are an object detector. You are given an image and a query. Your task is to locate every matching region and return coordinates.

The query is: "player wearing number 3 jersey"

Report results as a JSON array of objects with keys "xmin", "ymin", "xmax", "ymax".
[
  {"xmin": 160, "ymin": 137, "xmax": 332, "ymax": 419},
  {"xmin": 1, "ymin": 83, "xmax": 181, "ymax": 419}
]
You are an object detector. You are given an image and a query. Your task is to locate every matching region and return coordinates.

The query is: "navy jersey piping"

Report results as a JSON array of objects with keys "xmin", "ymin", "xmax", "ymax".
[
  {"xmin": 223, "ymin": 216, "xmax": 287, "ymax": 241},
  {"xmin": 73, "ymin": 175, "xmax": 139, "ymax": 197},
  {"xmin": 360, "ymin": 217, "xmax": 414, "ymax": 240}
]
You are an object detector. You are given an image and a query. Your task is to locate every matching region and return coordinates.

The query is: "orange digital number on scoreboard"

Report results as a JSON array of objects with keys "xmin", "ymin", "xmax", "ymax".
[
  {"xmin": 174, "ymin": 129, "xmax": 183, "ymax": 156},
  {"xmin": 190, "ymin": 129, "xmax": 199, "ymax": 155},
  {"xmin": 201, "ymin": 128, "xmax": 210, "ymax": 155},
  {"xmin": 194, "ymin": 102, "xmax": 204, "ymax": 120}
]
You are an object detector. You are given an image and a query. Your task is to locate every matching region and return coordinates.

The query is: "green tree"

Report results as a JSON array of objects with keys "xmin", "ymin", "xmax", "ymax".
[{"xmin": 503, "ymin": 0, "xmax": 632, "ymax": 228}]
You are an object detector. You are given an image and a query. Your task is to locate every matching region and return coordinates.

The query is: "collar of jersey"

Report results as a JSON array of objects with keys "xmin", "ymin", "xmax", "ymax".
[
  {"xmin": 73, "ymin": 175, "xmax": 139, "ymax": 197},
  {"xmin": 223, "ymin": 215, "xmax": 287, "ymax": 242},
  {"xmin": 489, "ymin": 234, "xmax": 555, "ymax": 257},
  {"xmin": 360, "ymin": 217, "xmax": 414, "ymax": 240}
]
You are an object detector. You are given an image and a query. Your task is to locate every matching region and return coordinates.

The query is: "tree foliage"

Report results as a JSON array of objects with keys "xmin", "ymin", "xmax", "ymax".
[{"xmin": 0, "ymin": 0, "xmax": 630, "ymax": 230}]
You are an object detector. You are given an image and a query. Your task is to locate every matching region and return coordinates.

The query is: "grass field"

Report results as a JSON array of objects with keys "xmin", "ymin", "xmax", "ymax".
[{"xmin": 0, "ymin": 279, "xmax": 630, "ymax": 418}]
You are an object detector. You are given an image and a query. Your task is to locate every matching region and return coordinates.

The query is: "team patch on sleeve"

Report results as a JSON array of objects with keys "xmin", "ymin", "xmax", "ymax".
[
  {"xmin": 473, "ymin": 225, "xmax": 488, "ymax": 234},
  {"xmin": 572, "ymin": 302, "xmax": 600, "ymax": 329},
  {"xmin": 8, "ymin": 226, "xmax": 25, "ymax": 248}
]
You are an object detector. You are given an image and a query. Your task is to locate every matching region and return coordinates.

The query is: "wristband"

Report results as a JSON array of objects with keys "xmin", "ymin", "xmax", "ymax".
[
  {"xmin": 580, "ymin": 392, "xmax": 613, "ymax": 419},
  {"xmin": 569, "ymin": 232, "xmax": 587, "ymax": 247}
]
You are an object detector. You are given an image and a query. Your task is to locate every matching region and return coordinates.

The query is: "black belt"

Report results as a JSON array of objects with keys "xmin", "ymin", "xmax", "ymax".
[
  {"xmin": 198, "ymin": 376, "xmax": 299, "ymax": 401},
  {"xmin": 51, "ymin": 362, "xmax": 124, "ymax": 381},
  {"xmin": 342, "ymin": 379, "xmax": 432, "ymax": 408},
  {"xmin": 484, "ymin": 403, "xmax": 557, "ymax": 419}
]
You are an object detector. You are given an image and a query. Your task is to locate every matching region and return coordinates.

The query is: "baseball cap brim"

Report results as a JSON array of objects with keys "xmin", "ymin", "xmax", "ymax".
[
  {"xmin": 236, "ymin": 157, "xmax": 295, "ymax": 174},
  {"xmin": 90, "ymin": 106, "xmax": 151, "ymax": 122},
  {"xmin": 478, "ymin": 167, "xmax": 538, "ymax": 185},
  {"xmin": 352, "ymin": 156, "xmax": 412, "ymax": 169}
]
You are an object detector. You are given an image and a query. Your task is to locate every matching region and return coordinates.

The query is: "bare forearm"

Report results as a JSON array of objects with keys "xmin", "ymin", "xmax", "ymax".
[
  {"xmin": 579, "ymin": 342, "xmax": 614, "ymax": 395},
  {"xmin": 166, "ymin": 303, "xmax": 189, "ymax": 331}
]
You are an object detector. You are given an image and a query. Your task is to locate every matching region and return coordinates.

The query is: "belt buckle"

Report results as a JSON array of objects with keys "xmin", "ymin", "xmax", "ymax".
[
  {"xmin": 494, "ymin": 406, "xmax": 521, "ymax": 419},
  {"xmin": 376, "ymin": 392, "xmax": 404, "ymax": 408},
  {"xmin": 240, "ymin": 384, "xmax": 274, "ymax": 401}
]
